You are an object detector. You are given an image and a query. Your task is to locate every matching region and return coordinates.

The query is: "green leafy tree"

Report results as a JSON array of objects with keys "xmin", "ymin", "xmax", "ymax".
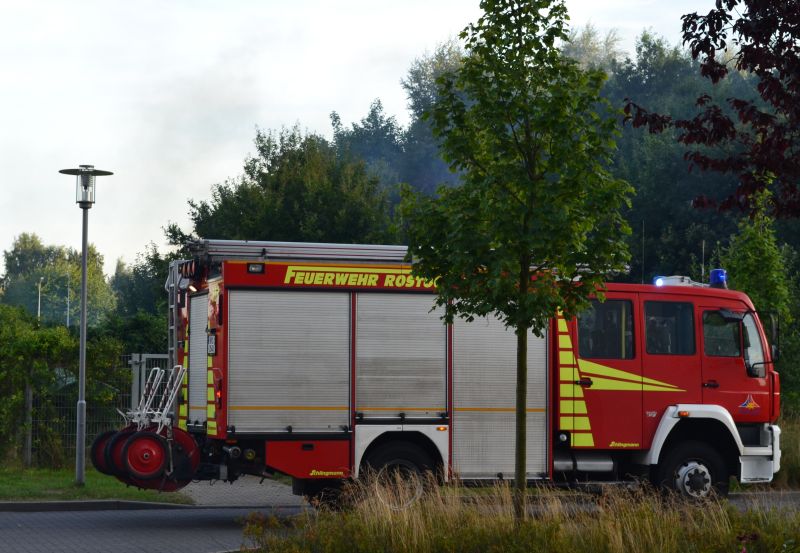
[
  {"xmin": 331, "ymin": 99, "xmax": 405, "ymax": 195},
  {"xmin": 562, "ymin": 24, "xmax": 623, "ymax": 71},
  {"xmin": 402, "ymin": 0, "xmax": 632, "ymax": 519},
  {"xmin": 167, "ymin": 126, "xmax": 396, "ymax": 246},
  {"xmin": 722, "ymin": 190, "xmax": 791, "ymax": 321},
  {"xmin": 721, "ymin": 190, "xmax": 798, "ymax": 411},
  {"xmin": 401, "ymin": 40, "xmax": 464, "ymax": 195},
  {"xmin": 109, "ymin": 243, "xmax": 172, "ymax": 353},
  {"xmin": 1, "ymin": 233, "xmax": 115, "ymax": 327},
  {"xmin": 0, "ymin": 305, "xmax": 75, "ymax": 463}
]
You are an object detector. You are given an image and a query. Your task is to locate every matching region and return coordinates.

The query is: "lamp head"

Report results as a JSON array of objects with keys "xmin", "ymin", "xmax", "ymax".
[{"xmin": 59, "ymin": 165, "xmax": 113, "ymax": 207}]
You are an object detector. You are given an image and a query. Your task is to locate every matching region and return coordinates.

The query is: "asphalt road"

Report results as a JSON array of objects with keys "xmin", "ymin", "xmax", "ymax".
[{"xmin": 0, "ymin": 506, "xmax": 302, "ymax": 553}]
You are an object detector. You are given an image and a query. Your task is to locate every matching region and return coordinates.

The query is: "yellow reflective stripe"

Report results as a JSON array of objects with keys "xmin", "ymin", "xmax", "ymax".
[
  {"xmin": 178, "ymin": 420, "xmax": 187, "ymax": 431},
  {"xmin": 207, "ymin": 405, "xmax": 216, "ymax": 418},
  {"xmin": 557, "ymin": 318, "xmax": 568, "ymax": 332},
  {"xmin": 560, "ymin": 416, "xmax": 591, "ymax": 431},
  {"xmin": 207, "ymin": 370, "xmax": 214, "ymax": 384},
  {"xmin": 229, "ymin": 405, "xmax": 348, "ymax": 411},
  {"xmin": 558, "ymin": 334, "xmax": 572, "ymax": 349},
  {"xmin": 559, "ymin": 366, "xmax": 578, "ymax": 381},
  {"xmin": 207, "ymin": 421, "xmax": 217, "ymax": 433},
  {"xmin": 207, "ymin": 388, "xmax": 215, "ymax": 401},
  {"xmin": 560, "ymin": 383, "xmax": 584, "ymax": 398},
  {"xmin": 560, "ymin": 400, "xmax": 587, "ymax": 414},
  {"xmin": 454, "ymin": 407, "xmax": 547, "ymax": 413},
  {"xmin": 571, "ymin": 433, "xmax": 594, "ymax": 447},
  {"xmin": 207, "ymin": 356, "xmax": 212, "ymax": 368},
  {"xmin": 559, "ymin": 350, "xmax": 576, "ymax": 365},
  {"xmin": 179, "ymin": 405, "xmax": 187, "ymax": 416}
]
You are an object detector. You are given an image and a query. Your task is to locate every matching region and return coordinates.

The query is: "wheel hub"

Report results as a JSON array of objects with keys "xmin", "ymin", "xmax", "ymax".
[{"xmin": 676, "ymin": 462, "xmax": 712, "ymax": 498}]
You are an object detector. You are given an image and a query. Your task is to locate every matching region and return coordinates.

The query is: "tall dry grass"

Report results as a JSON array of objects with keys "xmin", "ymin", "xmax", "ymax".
[
  {"xmin": 774, "ymin": 415, "xmax": 800, "ymax": 489},
  {"xmin": 244, "ymin": 476, "xmax": 800, "ymax": 553}
]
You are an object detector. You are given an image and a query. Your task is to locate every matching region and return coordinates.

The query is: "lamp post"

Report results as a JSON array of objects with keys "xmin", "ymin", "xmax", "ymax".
[
  {"xmin": 59, "ymin": 164, "xmax": 113, "ymax": 485},
  {"xmin": 37, "ymin": 276, "xmax": 44, "ymax": 320}
]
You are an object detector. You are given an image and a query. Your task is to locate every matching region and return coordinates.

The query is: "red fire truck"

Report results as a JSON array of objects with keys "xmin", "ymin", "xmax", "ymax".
[{"xmin": 91, "ymin": 239, "xmax": 782, "ymax": 499}]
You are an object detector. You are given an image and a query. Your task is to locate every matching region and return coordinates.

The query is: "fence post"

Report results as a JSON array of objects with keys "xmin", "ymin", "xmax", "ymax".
[
  {"xmin": 24, "ymin": 371, "xmax": 32, "ymax": 467},
  {"xmin": 129, "ymin": 354, "xmax": 142, "ymax": 410}
]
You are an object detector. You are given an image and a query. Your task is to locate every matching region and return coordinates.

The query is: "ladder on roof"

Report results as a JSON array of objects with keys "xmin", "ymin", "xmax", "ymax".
[{"xmin": 187, "ymin": 238, "xmax": 409, "ymax": 264}]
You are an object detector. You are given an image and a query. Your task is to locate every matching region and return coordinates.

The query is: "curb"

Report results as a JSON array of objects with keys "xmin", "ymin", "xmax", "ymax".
[{"xmin": 0, "ymin": 500, "xmax": 304, "ymax": 513}]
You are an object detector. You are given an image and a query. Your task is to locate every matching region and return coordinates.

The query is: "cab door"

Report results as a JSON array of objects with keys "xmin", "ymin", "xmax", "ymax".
[
  {"xmin": 570, "ymin": 294, "xmax": 642, "ymax": 449},
  {"xmin": 640, "ymin": 296, "xmax": 702, "ymax": 448},
  {"xmin": 699, "ymin": 304, "xmax": 771, "ymax": 423}
]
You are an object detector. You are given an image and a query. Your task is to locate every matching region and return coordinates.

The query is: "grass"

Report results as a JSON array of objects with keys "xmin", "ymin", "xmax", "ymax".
[
  {"xmin": 244, "ymin": 477, "xmax": 800, "ymax": 553},
  {"xmin": 774, "ymin": 415, "xmax": 800, "ymax": 489},
  {"xmin": 0, "ymin": 467, "xmax": 193, "ymax": 504}
]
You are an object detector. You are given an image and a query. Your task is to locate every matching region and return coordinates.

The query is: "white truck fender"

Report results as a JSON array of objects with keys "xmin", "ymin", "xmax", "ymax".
[
  {"xmin": 352, "ymin": 424, "xmax": 449, "ymax": 480},
  {"xmin": 638, "ymin": 404, "xmax": 744, "ymax": 466}
]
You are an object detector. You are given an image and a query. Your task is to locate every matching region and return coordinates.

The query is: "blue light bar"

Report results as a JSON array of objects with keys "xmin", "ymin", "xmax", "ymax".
[{"xmin": 709, "ymin": 268, "xmax": 728, "ymax": 289}]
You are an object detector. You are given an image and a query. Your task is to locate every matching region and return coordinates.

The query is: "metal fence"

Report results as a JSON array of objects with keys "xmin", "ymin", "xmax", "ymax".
[{"xmin": 30, "ymin": 353, "xmax": 169, "ymax": 467}]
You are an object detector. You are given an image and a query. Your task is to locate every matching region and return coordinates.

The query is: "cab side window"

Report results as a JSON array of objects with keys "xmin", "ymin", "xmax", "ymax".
[
  {"xmin": 577, "ymin": 299, "xmax": 634, "ymax": 359},
  {"xmin": 645, "ymin": 301, "xmax": 695, "ymax": 355},
  {"xmin": 743, "ymin": 313, "xmax": 765, "ymax": 377},
  {"xmin": 702, "ymin": 311, "xmax": 741, "ymax": 357}
]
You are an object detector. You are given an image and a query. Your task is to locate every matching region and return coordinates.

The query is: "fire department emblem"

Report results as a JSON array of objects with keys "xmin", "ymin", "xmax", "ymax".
[{"xmin": 738, "ymin": 394, "xmax": 760, "ymax": 414}]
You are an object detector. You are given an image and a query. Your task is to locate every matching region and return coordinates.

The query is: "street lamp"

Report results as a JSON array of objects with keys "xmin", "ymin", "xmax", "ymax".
[
  {"xmin": 37, "ymin": 276, "xmax": 44, "ymax": 320},
  {"xmin": 59, "ymin": 164, "xmax": 113, "ymax": 485}
]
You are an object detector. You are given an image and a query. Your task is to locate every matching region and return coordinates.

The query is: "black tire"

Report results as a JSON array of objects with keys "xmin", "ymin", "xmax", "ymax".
[
  {"xmin": 301, "ymin": 479, "xmax": 344, "ymax": 508},
  {"xmin": 656, "ymin": 441, "xmax": 729, "ymax": 499},
  {"xmin": 363, "ymin": 441, "xmax": 436, "ymax": 509},
  {"xmin": 364, "ymin": 441, "xmax": 435, "ymax": 474},
  {"xmin": 90, "ymin": 430, "xmax": 117, "ymax": 476},
  {"xmin": 104, "ymin": 428, "xmax": 137, "ymax": 478}
]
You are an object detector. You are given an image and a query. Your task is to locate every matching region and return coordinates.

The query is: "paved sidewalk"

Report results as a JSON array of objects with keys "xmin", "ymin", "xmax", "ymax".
[{"xmin": 181, "ymin": 475, "xmax": 303, "ymax": 507}]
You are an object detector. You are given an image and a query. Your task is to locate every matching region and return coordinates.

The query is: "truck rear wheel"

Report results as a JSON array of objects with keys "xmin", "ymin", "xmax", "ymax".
[
  {"xmin": 363, "ymin": 441, "xmax": 435, "ymax": 509},
  {"xmin": 656, "ymin": 441, "xmax": 729, "ymax": 499}
]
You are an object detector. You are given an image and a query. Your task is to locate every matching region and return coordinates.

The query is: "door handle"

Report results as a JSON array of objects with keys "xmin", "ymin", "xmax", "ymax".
[
  {"xmin": 702, "ymin": 380, "xmax": 720, "ymax": 389},
  {"xmin": 575, "ymin": 378, "xmax": 593, "ymax": 388}
]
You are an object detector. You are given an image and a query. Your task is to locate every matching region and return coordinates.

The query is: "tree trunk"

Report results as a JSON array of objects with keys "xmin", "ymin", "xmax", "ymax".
[
  {"xmin": 513, "ymin": 323, "xmax": 528, "ymax": 521},
  {"xmin": 513, "ymin": 257, "xmax": 530, "ymax": 522}
]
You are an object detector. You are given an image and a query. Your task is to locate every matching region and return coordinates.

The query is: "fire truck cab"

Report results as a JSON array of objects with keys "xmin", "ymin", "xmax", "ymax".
[{"xmin": 92, "ymin": 239, "xmax": 781, "ymax": 500}]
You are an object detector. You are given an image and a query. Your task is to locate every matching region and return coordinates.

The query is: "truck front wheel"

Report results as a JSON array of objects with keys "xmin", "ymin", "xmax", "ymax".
[{"xmin": 656, "ymin": 441, "xmax": 729, "ymax": 499}]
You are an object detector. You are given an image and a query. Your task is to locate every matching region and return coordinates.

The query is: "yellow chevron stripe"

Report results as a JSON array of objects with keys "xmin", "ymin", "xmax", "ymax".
[{"xmin": 578, "ymin": 359, "xmax": 683, "ymax": 391}]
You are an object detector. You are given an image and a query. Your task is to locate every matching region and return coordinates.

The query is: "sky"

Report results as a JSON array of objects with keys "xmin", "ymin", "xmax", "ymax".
[{"xmin": 0, "ymin": 0, "xmax": 707, "ymax": 277}]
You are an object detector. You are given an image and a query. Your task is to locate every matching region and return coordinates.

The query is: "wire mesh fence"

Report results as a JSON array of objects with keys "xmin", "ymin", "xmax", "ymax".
[{"xmin": 29, "ymin": 353, "xmax": 169, "ymax": 468}]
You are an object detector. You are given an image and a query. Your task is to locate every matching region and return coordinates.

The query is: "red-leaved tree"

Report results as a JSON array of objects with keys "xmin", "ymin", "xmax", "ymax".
[{"xmin": 625, "ymin": 1, "xmax": 800, "ymax": 216}]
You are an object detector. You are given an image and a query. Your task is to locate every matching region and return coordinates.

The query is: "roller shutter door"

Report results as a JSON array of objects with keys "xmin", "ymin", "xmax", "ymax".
[
  {"xmin": 227, "ymin": 290, "xmax": 350, "ymax": 433},
  {"xmin": 188, "ymin": 294, "xmax": 209, "ymax": 425},
  {"xmin": 452, "ymin": 315, "xmax": 548, "ymax": 478},
  {"xmin": 356, "ymin": 294, "xmax": 446, "ymax": 419}
]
